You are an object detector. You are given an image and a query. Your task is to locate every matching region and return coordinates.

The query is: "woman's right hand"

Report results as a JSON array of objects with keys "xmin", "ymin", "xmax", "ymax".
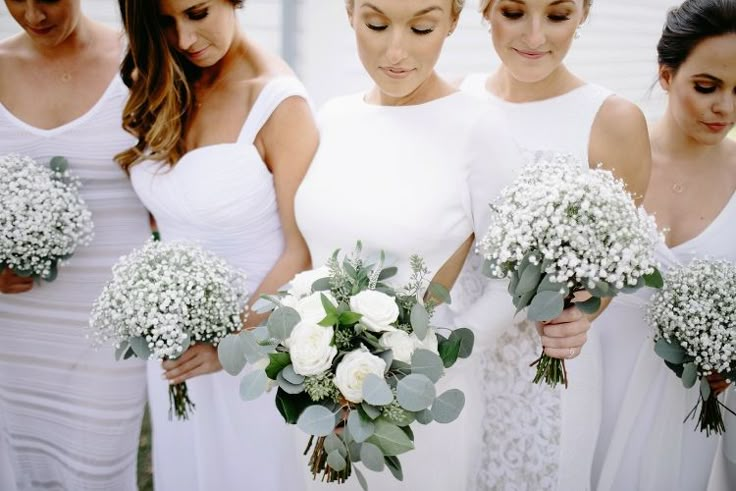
[{"xmin": 0, "ymin": 268, "xmax": 33, "ymax": 294}]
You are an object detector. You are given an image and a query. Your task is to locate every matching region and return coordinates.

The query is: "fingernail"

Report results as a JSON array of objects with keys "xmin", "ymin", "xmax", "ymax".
[{"xmin": 160, "ymin": 373, "xmax": 167, "ymax": 380}]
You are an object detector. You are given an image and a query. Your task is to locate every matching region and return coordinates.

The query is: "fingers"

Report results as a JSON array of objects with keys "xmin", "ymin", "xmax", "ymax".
[
  {"xmin": 543, "ymin": 345, "xmax": 583, "ymax": 360},
  {"xmin": 535, "ymin": 305, "xmax": 591, "ymax": 360},
  {"xmin": 1, "ymin": 282, "xmax": 33, "ymax": 294},
  {"xmin": 162, "ymin": 344, "xmax": 222, "ymax": 384},
  {"xmin": 0, "ymin": 269, "xmax": 34, "ymax": 294},
  {"xmin": 161, "ymin": 343, "xmax": 202, "ymax": 370},
  {"xmin": 165, "ymin": 358, "xmax": 204, "ymax": 385},
  {"xmin": 540, "ymin": 332, "xmax": 588, "ymax": 350}
]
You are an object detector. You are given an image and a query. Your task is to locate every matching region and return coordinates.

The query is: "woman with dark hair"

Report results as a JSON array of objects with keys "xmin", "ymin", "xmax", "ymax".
[
  {"xmin": 117, "ymin": 0, "xmax": 318, "ymax": 489},
  {"xmin": 593, "ymin": 1, "xmax": 736, "ymax": 489},
  {"xmin": 0, "ymin": 0, "xmax": 149, "ymax": 489}
]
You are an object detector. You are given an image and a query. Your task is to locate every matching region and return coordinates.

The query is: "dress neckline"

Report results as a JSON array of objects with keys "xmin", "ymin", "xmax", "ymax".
[
  {"xmin": 0, "ymin": 75, "xmax": 122, "ymax": 137},
  {"xmin": 668, "ymin": 190, "xmax": 736, "ymax": 252},
  {"xmin": 357, "ymin": 90, "xmax": 465, "ymax": 110}
]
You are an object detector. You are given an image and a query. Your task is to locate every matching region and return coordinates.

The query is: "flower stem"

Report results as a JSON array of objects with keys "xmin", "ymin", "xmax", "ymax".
[{"xmin": 168, "ymin": 381, "xmax": 196, "ymax": 420}]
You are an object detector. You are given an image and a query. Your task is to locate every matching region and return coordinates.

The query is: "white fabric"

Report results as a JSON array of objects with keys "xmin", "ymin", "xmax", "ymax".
[
  {"xmin": 130, "ymin": 76, "xmax": 309, "ymax": 491},
  {"xmin": 593, "ymin": 192, "xmax": 736, "ymax": 491},
  {"xmin": 458, "ymin": 73, "xmax": 613, "ymax": 491},
  {"xmin": 0, "ymin": 76, "xmax": 150, "ymax": 490},
  {"xmin": 294, "ymin": 90, "xmax": 521, "ymax": 490}
]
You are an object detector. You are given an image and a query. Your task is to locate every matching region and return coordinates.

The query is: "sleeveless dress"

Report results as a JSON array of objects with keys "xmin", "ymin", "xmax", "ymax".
[
  {"xmin": 459, "ymin": 73, "xmax": 613, "ymax": 490},
  {"xmin": 129, "ymin": 76, "xmax": 308, "ymax": 491},
  {"xmin": 0, "ymin": 76, "xmax": 150, "ymax": 490},
  {"xmin": 294, "ymin": 90, "xmax": 521, "ymax": 490},
  {"xmin": 593, "ymin": 192, "xmax": 736, "ymax": 491}
]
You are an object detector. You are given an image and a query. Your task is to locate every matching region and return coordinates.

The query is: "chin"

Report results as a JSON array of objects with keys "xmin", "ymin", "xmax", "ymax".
[{"xmin": 507, "ymin": 65, "xmax": 555, "ymax": 85}]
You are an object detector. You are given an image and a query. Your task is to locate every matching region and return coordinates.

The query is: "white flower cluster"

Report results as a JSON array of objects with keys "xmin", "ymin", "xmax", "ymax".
[
  {"xmin": 0, "ymin": 154, "xmax": 93, "ymax": 279},
  {"xmin": 647, "ymin": 259, "xmax": 736, "ymax": 376},
  {"xmin": 480, "ymin": 155, "xmax": 660, "ymax": 290},
  {"xmin": 90, "ymin": 240, "xmax": 248, "ymax": 360}
]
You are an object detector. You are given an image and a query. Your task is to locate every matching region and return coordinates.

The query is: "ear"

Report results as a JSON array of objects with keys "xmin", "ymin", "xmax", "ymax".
[
  {"xmin": 658, "ymin": 65, "xmax": 673, "ymax": 91},
  {"xmin": 448, "ymin": 16, "xmax": 459, "ymax": 37},
  {"xmin": 346, "ymin": 4, "xmax": 355, "ymax": 29}
]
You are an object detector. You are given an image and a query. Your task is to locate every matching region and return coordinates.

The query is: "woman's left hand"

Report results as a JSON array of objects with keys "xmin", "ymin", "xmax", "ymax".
[
  {"xmin": 707, "ymin": 373, "xmax": 731, "ymax": 395},
  {"xmin": 162, "ymin": 343, "xmax": 222, "ymax": 385},
  {"xmin": 536, "ymin": 306, "xmax": 591, "ymax": 360}
]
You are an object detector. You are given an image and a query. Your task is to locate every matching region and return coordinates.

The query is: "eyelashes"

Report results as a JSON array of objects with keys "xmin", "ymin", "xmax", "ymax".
[
  {"xmin": 188, "ymin": 9, "xmax": 209, "ymax": 21},
  {"xmin": 694, "ymin": 83, "xmax": 717, "ymax": 94},
  {"xmin": 365, "ymin": 24, "xmax": 435, "ymax": 35},
  {"xmin": 500, "ymin": 10, "xmax": 572, "ymax": 22}
]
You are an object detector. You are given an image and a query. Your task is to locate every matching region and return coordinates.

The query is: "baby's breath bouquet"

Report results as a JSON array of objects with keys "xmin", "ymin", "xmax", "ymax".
[
  {"xmin": 647, "ymin": 259, "xmax": 736, "ymax": 435},
  {"xmin": 218, "ymin": 243, "xmax": 473, "ymax": 489},
  {"xmin": 0, "ymin": 154, "xmax": 93, "ymax": 282},
  {"xmin": 480, "ymin": 155, "xmax": 662, "ymax": 387},
  {"xmin": 90, "ymin": 240, "xmax": 248, "ymax": 420}
]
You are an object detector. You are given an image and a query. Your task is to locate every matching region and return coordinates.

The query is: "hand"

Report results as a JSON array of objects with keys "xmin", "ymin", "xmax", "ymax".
[
  {"xmin": 707, "ymin": 373, "xmax": 730, "ymax": 395},
  {"xmin": 162, "ymin": 343, "xmax": 222, "ymax": 385},
  {"xmin": 535, "ymin": 306, "xmax": 590, "ymax": 360},
  {"xmin": 0, "ymin": 268, "xmax": 33, "ymax": 294}
]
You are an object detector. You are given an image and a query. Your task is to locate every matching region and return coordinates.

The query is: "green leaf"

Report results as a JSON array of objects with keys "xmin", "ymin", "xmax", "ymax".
[
  {"xmin": 129, "ymin": 336, "xmax": 151, "ymax": 360},
  {"xmin": 44, "ymin": 263, "xmax": 59, "ymax": 282},
  {"xmin": 482, "ymin": 258, "xmax": 500, "ymax": 279},
  {"xmin": 267, "ymin": 306, "xmax": 301, "ymax": 340},
  {"xmin": 378, "ymin": 266, "xmax": 398, "ymax": 281},
  {"xmin": 321, "ymin": 293, "xmax": 339, "ymax": 316},
  {"xmin": 360, "ymin": 442, "xmax": 385, "ymax": 472},
  {"xmin": 265, "ymin": 352, "xmax": 291, "ymax": 380},
  {"xmin": 339, "ymin": 311, "xmax": 363, "ymax": 325},
  {"xmin": 49, "ymin": 156, "xmax": 68, "ymax": 173},
  {"xmin": 281, "ymin": 364, "xmax": 305, "ymax": 385},
  {"xmin": 114, "ymin": 341, "xmax": 130, "ymax": 361},
  {"xmin": 410, "ymin": 303, "xmax": 430, "ymax": 340},
  {"xmin": 239, "ymin": 330, "xmax": 267, "ymax": 363},
  {"xmin": 252, "ymin": 296, "xmax": 278, "ymax": 314},
  {"xmin": 360, "ymin": 402, "xmax": 382, "ymax": 420},
  {"xmin": 589, "ymin": 282, "xmax": 612, "ymax": 298},
  {"xmin": 449, "ymin": 328, "xmax": 474, "ymax": 359},
  {"xmin": 274, "ymin": 388, "xmax": 311, "ymax": 424},
  {"xmin": 217, "ymin": 334, "xmax": 247, "ymax": 376},
  {"xmin": 362, "ymin": 373, "xmax": 394, "ymax": 406},
  {"xmin": 410, "ymin": 349, "xmax": 444, "ymax": 383},
  {"xmin": 277, "ymin": 370, "xmax": 305, "ymax": 394},
  {"xmin": 385, "ymin": 455, "xmax": 403, "ymax": 481},
  {"xmin": 438, "ymin": 337, "xmax": 461, "ymax": 368},
  {"xmin": 512, "ymin": 289, "xmax": 535, "ymax": 313},
  {"xmin": 536, "ymin": 274, "xmax": 567, "ymax": 294},
  {"xmin": 620, "ymin": 276, "xmax": 646, "ymax": 294},
  {"xmin": 576, "ymin": 296, "xmax": 601, "ymax": 315},
  {"xmin": 682, "ymin": 362, "xmax": 698, "ymax": 389},
  {"xmin": 396, "ymin": 374, "xmax": 436, "ymax": 412},
  {"xmin": 654, "ymin": 338, "xmax": 687, "ymax": 365},
  {"xmin": 318, "ymin": 313, "xmax": 340, "ymax": 327},
  {"xmin": 644, "ymin": 269, "xmax": 664, "ymax": 289},
  {"xmin": 507, "ymin": 269, "xmax": 520, "ymax": 296},
  {"xmin": 348, "ymin": 442, "xmax": 363, "ymax": 462},
  {"xmin": 700, "ymin": 376, "xmax": 712, "ymax": 400},
  {"xmin": 311, "ymin": 277, "xmax": 332, "ymax": 292},
  {"xmin": 366, "ymin": 419, "xmax": 415, "ymax": 456},
  {"xmin": 325, "ymin": 433, "xmax": 348, "ymax": 458},
  {"xmin": 526, "ymin": 290, "xmax": 565, "ymax": 321},
  {"xmin": 297, "ymin": 405, "xmax": 338, "ymax": 437},
  {"xmin": 348, "ymin": 410, "xmax": 375, "ymax": 443},
  {"xmin": 427, "ymin": 282, "xmax": 451, "ymax": 305},
  {"xmin": 516, "ymin": 261, "xmax": 542, "ymax": 295},
  {"xmin": 431, "ymin": 389, "xmax": 465, "ymax": 424},
  {"xmin": 327, "ymin": 450, "xmax": 347, "ymax": 472},
  {"xmin": 415, "ymin": 408, "xmax": 433, "ymax": 425},
  {"xmin": 354, "ymin": 467, "xmax": 368, "ymax": 491},
  {"xmin": 239, "ymin": 369, "xmax": 268, "ymax": 401}
]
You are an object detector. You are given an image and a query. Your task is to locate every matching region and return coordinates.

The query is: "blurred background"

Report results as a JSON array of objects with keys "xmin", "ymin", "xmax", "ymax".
[{"xmin": 1, "ymin": 0, "xmax": 679, "ymax": 119}]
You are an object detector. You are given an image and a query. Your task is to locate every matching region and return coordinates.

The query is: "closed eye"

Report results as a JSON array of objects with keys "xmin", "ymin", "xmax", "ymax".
[{"xmin": 366, "ymin": 23, "xmax": 388, "ymax": 31}]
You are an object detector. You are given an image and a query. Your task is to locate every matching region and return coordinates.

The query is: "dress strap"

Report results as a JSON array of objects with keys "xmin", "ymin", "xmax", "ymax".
[{"xmin": 237, "ymin": 76, "xmax": 310, "ymax": 144}]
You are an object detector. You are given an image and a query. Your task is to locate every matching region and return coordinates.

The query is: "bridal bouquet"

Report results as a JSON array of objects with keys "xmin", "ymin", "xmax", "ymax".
[
  {"xmin": 218, "ymin": 244, "xmax": 473, "ymax": 489},
  {"xmin": 0, "ymin": 154, "xmax": 93, "ymax": 282},
  {"xmin": 479, "ymin": 154, "xmax": 662, "ymax": 387},
  {"xmin": 89, "ymin": 240, "xmax": 248, "ymax": 419},
  {"xmin": 647, "ymin": 258, "xmax": 736, "ymax": 435}
]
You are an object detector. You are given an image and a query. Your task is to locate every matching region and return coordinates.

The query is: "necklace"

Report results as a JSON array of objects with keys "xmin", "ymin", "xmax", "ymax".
[
  {"xmin": 672, "ymin": 182, "xmax": 685, "ymax": 194},
  {"xmin": 60, "ymin": 72, "xmax": 72, "ymax": 82}
]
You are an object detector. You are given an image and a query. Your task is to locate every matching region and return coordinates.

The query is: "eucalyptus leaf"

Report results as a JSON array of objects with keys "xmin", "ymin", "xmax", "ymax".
[
  {"xmin": 362, "ymin": 373, "xmax": 394, "ymax": 406},
  {"xmin": 449, "ymin": 328, "xmax": 474, "ymax": 359},
  {"xmin": 44, "ymin": 263, "xmax": 58, "ymax": 282},
  {"xmin": 536, "ymin": 274, "xmax": 567, "ymax": 294},
  {"xmin": 366, "ymin": 419, "xmax": 414, "ymax": 456},
  {"xmin": 311, "ymin": 277, "xmax": 332, "ymax": 292},
  {"xmin": 588, "ymin": 282, "xmax": 612, "ymax": 298},
  {"xmin": 360, "ymin": 402, "xmax": 382, "ymax": 420},
  {"xmin": 620, "ymin": 276, "xmax": 646, "ymax": 294},
  {"xmin": 114, "ymin": 341, "xmax": 130, "ymax": 361},
  {"xmin": 654, "ymin": 338, "xmax": 687, "ymax": 365},
  {"xmin": 325, "ymin": 433, "xmax": 348, "ymax": 458},
  {"xmin": 378, "ymin": 350, "xmax": 394, "ymax": 371},
  {"xmin": 410, "ymin": 303, "xmax": 430, "ymax": 340},
  {"xmin": 644, "ymin": 269, "xmax": 664, "ymax": 289},
  {"xmin": 410, "ymin": 349, "xmax": 444, "ymax": 383},
  {"xmin": 348, "ymin": 410, "xmax": 375, "ymax": 443},
  {"xmin": 217, "ymin": 333, "xmax": 247, "ymax": 375},
  {"xmin": 348, "ymin": 442, "xmax": 363, "ymax": 462},
  {"xmin": 438, "ymin": 337, "xmax": 461, "ymax": 368},
  {"xmin": 267, "ymin": 306, "xmax": 301, "ymax": 340},
  {"xmin": 576, "ymin": 296, "xmax": 601, "ymax": 315},
  {"xmin": 482, "ymin": 258, "xmax": 499, "ymax": 279},
  {"xmin": 277, "ymin": 370, "xmax": 305, "ymax": 395},
  {"xmin": 378, "ymin": 266, "xmax": 398, "ymax": 281},
  {"xmin": 265, "ymin": 352, "xmax": 291, "ymax": 380},
  {"xmin": 415, "ymin": 408, "xmax": 433, "ymax": 425},
  {"xmin": 385, "ymin": 455, "xmax": 403, "ymax": 481},
  {"xmin": 239, "ymin": 330, "xmax": 267, "ymax": 363},
  {"xmin": 129, "ymin": 336, "xmax": 152, "ymax": 360},
  {"xmin": 49, "ymin": 156, "xmax": 68, "ymax": 172},
  {"xmin": 700, "ymin": 376, "xmax": 712, "ymax": 400},
  {"xmin": 327, "ymin": 450, "xmax": 347, "ymax": 472},
  {"xmin": 682, "ymin": 362, "xmax": 698, "ymax": 389},
  {"xmin": 516, "ymin": 261, "xmax": 542, "ymax": 295},
  {"xmin": 239, "ymin": 369, "xmax": 268, "ymax": 401},
  {"xmin": 513, "ymin": 290, "xmax": 535, "ymax": 313},
  {"xmin": 526, "ymin": 290, "xmax": 565, "ymax": 321},
  {"xmin": 281, "ymin": 364, "xmax": 305, "ymax": 385},
  {"xmin": 396, "ymin": 374, "xmax": 436, "ymax": 412},
  {"xmin": 360, "ymin": 442, "xmax": 386, "ymax": 472},
  {"xmin": 431, "ymin": 389, "xmax": 465, "ymax": 424},
  {"xmin": 252, "ymin": 296, "xmax": 277, "ymax": 314},
  {"xmin": 275, "ymin": 388, "xmax": 311, "ymax": 424},
  {"xmin": 507, "ymin": 269, "xmax": 520, "ymax": 296},
  {"xmin": 296, "ymin": 405, "xmax": 338, "ymax": 437}
]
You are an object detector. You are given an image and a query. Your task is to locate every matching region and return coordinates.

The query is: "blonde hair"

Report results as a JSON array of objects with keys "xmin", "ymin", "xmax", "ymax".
[
  {"xmin": 479, "ymin": 0, "xmax": 592, "ymax": 18},
  {"xmin": 345, "ymin": 0, "xmax": 465, "ymax": 20}
]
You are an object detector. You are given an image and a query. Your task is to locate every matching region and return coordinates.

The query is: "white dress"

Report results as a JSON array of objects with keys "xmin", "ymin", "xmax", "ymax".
[
  {"xmin": 294, "ymin": 90, "xmax": 520, "ymax": 490},
  {"xmin": 0, "ymin": 76, "xmax": 150, "ymax": 490},
  {"xmin": 459, "ymin": 73, "xmax": 613, "ymax": 491},
  {"xmin": 129, "ymin": 76, "xmax": 308, "ymax": 491},
  {"xmin": 593, "ymin": 192, "xmax": 736, "ymax": 491}
]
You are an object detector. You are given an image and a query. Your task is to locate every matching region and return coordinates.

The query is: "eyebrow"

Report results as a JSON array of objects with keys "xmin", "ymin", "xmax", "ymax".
[
  {"xmin": 503, "ymin": 0, "xmax": 575, "ymax": 5},
  {"xmin": 184, "ymin": 1, "xmax": 208, "ymax": 13},
  {"xmin": 692, "ymin": 73, "xmax": 723, "ymax": 83},
  {"xmin": 360, "ymin": 3, "xmax": 445, "ymax": 16}
]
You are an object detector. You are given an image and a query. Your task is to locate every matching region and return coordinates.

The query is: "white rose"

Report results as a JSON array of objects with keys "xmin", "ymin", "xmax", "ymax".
[
  {"xmin": 288, "ymin": 266, "xmax": 330, "ymax": 299},
  {"xmin": 350, "ymin": 290, "xmax": 399, "ymax": 333},
  {"xmin": 334, "ymin": 346, "xmax": 387, "ymax": 403},
  {"xmin": 297, "ymin": 291, "xmax": 337, "ymax": 324},
  {"xmin": 288, "ymin": 321, "xmax": 337, "ymax": 376},
  {"xmin": 412, "ymin": 329, "xmax": 439, "ymax": 355},
  {"xmin": 379, "ymin": 330, "xmax": 416, "ymax": 364}
]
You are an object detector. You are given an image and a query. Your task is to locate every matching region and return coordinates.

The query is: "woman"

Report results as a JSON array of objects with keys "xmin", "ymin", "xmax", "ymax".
[
  {"xmin": 117, "ymin": 0, "xmax": 318, "ymax": 489},
  {"xmin": 593, "ymin": 1, "xmax": 736, "ymax": 489},
  {"xmin": 456, "ymin": 0, "xmax": 652, "ymax": 488},
  {"xmin": 294, "ymin": 0, "xmax": 592, "ymax": 489},
  {"xmin": 0, "ymin": 0, "xmax": 149, "ymax": 489}
]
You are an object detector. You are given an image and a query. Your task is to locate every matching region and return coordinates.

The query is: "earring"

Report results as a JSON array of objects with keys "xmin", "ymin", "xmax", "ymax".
[{"xmin": 574, "ymin": 26, "xmax": 582, "ymax": 39}]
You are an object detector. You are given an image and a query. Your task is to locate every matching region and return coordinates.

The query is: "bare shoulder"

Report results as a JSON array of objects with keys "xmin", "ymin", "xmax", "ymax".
[
  {"xmin": 595, "ymin": 95, "xmax": 648, "ymax": 138},
  {"xmin": 0, "ymin": 33, "xmax": 29, "ymax": 62},
  {"xmin": 89, "ymin": 21, "xmax": 125, "ymax": 64}
]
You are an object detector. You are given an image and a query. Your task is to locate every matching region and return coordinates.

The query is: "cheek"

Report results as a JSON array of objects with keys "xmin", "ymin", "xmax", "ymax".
[
  {"xmin": 673, "ymin": 87, "xmax": 707, "ymax": 123},
  {"xmin": 489, "ymin": 16, "xmax": 515, "ymax": 46}
]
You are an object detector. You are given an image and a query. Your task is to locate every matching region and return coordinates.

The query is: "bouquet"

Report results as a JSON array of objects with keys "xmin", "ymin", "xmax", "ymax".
[
  {"xmin": 0, "ymin": 154, "xmax": 93, "ymax": 282},
  {"xmin": 218, "ymin": 244, "xmax": 474, "ymax": 489},
  {"xmin": 647, "ymin": 258, "xmax": 736, "ymax": 435},
  {"xmin": 479, "ymin": 154, "xmax": 662, "ymax": 387},
  {"xmin": 90, "ymin": 240, "xmax": 249, "ymax": 419}
]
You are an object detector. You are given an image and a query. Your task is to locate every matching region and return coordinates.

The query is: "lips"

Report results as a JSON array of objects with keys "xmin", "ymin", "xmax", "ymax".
[
  {"xmin": 26, "ymin": 25, "xmax": 53, "ymax": 36},
  {"xmin": 187, "ymin": 47, "xmax": 208, "ymax": 60},
  {"xmin": 380, "ymin": 67, "xmax": 414, "ymax": 79},
  {"xmin": 514, "ymin": 48, "xmax": 548, "ymax": 60},
  {"xmin": 702, "ymin": 122, "xmax": 732, "ymax": 132}
]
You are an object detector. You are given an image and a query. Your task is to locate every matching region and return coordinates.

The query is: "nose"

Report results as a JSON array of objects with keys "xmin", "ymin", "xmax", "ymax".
[
  {"xmin": 524, "ymin": 17, "xmax": 546, "ymax": 49},
  {"xmin": 386, "ymin": 30, "xmax": 408, "ymax": 65},
  {"xmin": 24, "ymin": 1, "xmax": 46, "ymax": 26},
  {"xmin": 175, "ymin": 21, "xmax": 197, "ymax": 52}
]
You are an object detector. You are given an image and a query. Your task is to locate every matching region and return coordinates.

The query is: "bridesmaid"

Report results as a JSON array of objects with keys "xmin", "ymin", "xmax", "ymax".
[
  {"xmin": 593, "ymin": 1, "xmax": 736, "ymax": 489},
  {"xmin": 455, "ymin": 0, "xmax": 652, "ymax": 489},
  {"xmin": 294, "ymin": 0, "xmax": 592, "ymax": 489},
  {"xmin": 0, "ymin": 0, "xmax": 149, "ymax": 489},
  {"xmin": 116, "ymin": 0, "xmax": 318, "ymax": 489}
]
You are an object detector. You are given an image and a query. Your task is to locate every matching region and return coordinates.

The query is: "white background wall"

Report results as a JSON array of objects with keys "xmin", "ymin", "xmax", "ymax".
[{"xmin": 1, "ymin": 0, "xmax": 676, "ymax": 118}]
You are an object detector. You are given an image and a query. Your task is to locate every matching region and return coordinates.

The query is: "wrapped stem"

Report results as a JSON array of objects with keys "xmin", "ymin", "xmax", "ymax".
[
  {"xmin": 168, "ymin": 381, "xmax": 196, "ymax": 420},
  {"xmin": 530, "ymin": 296, "xmax": 575, "ymax": 388}
]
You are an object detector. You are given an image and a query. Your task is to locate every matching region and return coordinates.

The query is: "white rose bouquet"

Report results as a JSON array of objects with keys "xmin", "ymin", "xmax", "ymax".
[
  {"xmin": 479, "ymin": 154, "xmax": 662, "ymax": 387},
  {"xmin": 0, "ymin": 154, "xmax": 93, "ymax": 282},
  {"xmin": 89, "ymin": 240, "xmax": 248, "ymax": 420},
  {"xmin": 647, "ymin": 259, "xmax": 736, "ymax": 435},
  {"xmin": 218, "ymin": 244, "xmax": 473, "ymax": 489}
]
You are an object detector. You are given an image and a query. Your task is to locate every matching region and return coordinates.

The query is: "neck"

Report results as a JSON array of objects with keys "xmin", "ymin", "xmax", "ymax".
[
  {"xmin": 651, "ymin": 107, "xmax": 725, "ymax": 165},
  {"xmin": 491, "ymin": 64, "xmax": 580, "ymax": 102},
  {"xmin": 367, "ymin": 71, "xmax": 453, "ymax": 106},
  {"xmin": 198, "ymin": 25, "xmax": 246, "ymax": 87}
]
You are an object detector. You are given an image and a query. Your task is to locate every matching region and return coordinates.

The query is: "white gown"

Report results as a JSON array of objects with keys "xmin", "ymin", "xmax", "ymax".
[
  {"xmin": 459, "ymin": 73, "xmax": 613, "ymax": 490},
  {"xmin": 294, "ymin": 90, "xmax": 520, "ymax": 490},
  {"xmin": 129, "ymin": 77, "xmax": 308, "ymax": 491},
  {"xmin": 0, "ymin": 76, "xmax": 150, "ymax": 490},
  {"xmin": 593, "ymin": 192, "xmax": 736, "ymax": 491}
]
